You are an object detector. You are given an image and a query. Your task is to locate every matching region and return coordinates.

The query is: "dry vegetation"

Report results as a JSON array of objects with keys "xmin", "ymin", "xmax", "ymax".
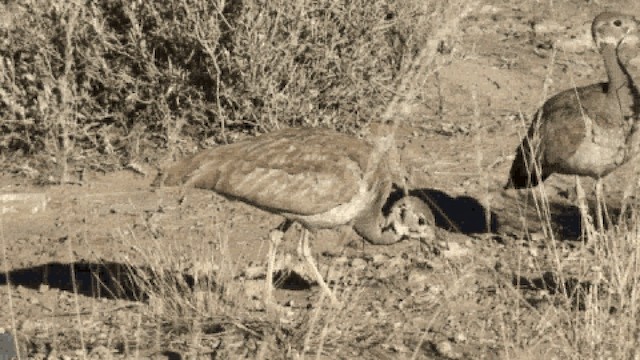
[
  {"xmin": 0, "ymin": 0, "xmax": 451, "ymax": 179},
  {"xmin": 3, "ymin": 0, "xmax": 640, "ymax": 359}
]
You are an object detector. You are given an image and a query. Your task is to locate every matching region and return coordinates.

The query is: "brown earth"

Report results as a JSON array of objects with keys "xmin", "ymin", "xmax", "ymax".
[{"xmin": 3, "ymin": 1, "xmax": 640, "ymax": 359}]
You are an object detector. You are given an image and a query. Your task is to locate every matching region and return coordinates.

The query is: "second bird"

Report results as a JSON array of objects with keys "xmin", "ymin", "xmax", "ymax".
[
  {"xmin": 156, "ymin": 124, "xmax": 436, "ymax": 307},
  {"xmin": 505, "ymin": 12, "xmax": 640, "ymax": 214}
]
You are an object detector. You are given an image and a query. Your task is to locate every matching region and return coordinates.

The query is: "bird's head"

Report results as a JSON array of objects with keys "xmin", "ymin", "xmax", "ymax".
[
  {"xmin": 592, "ymin": 12, "xmax": 640, "ymax": 51},
  {"xmin": 387, "ymin": 196, "xmax": 436, "ymax": 243}
]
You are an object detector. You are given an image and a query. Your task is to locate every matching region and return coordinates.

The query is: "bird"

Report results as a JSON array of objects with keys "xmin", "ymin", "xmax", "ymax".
[
  {"xmin": 155, "ymin": 124, "xmax": 436, "ymax": 307},
  {"xmin": 505, "ymin": 12, "xmax": 640, "ymax": 229}
]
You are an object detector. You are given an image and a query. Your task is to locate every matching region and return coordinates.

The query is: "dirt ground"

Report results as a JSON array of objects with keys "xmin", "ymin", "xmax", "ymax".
[{"xmin": 3, "ymin": 1, "xmax": 640, "ymax": 359}]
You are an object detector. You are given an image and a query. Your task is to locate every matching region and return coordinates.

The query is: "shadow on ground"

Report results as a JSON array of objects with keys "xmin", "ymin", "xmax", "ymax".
[
  {"xmin": 0, "ymin": 261, "xmax": 220, "ymax": 302},
  {"xmin": 385, "ymin": 187, "xmax": 499, "ymax": 234},
  {"xmin": 0, "ymin": 261, "xmax": 313, "ymax": 300},
  {"xmin": 496, "ymin": 188, "xmax": 631, "ymax": 241},
  {"xmin": 512, "ymin": 271, "xmax": 601, "ymax": 311}
]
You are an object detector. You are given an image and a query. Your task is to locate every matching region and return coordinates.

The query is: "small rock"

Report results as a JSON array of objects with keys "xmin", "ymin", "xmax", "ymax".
[
  {"xmin": 529, "ymin": 232, "xmax": 546, "ymax": 242},
  {"xmin": 427, "ymin": 285, "xmax": 443, "ymax": 296},
  {"xmin": 350, "ymin": 258, "xmax": 367, "ymax": 271},
  {"xmin": 88, "ymin": 345, "xmax": 113, "ymax": 360},
  {"xmin": 479, "ymin": 4, "xmax": 500, "ymax": 14},
  {"xmin": 334, "ymin": 256, "xmax": 349, "ymax": 266},
  {"xmin": 533, "ymin": 21, "xmax": 564, "ymax": 35},
  {"xmin": 442, "ymin": 242, "xmax": 470, "ymax": 258},
  {"xmin": 453, "ymin": 332, "xmax": 467, "ymax": 343},
  {"xmin": 243, "ymin": 265, "xmax": 265, "ymax": 280},
  {"xmin": 326, "ymin": 268, "xmax": 342, "ymax": 284},
  {"xmin": 387, "ymin": 256, "xmax": 406, "ymax": 269},
  {"xmin": 382, "ymin": 341, "xmax": 411, "ymax": 353},
  {"xmin": 19, "ymin": 319, "xmax": 38, "ymax": 333},
  {"xmin": 435, "ymin": 340, "xmax": 462, "ymax": 359},
  {"xmin": 407, "ymin": 269, "xmax": 429, "ymax": 292},
  {"xmin": 243, "ymin": 279, "xmax": 263, "ymax": 300},
  {"xmin": 38, "ymin": 284, "xmax": 49, "ymax": 293},
  {"xmin": 372, "ymin": 254, "xmax": 389, "ymax": 266},
  {"xmin": 28, "ymin": 297, "xmax": 40, "ymax": 305}
]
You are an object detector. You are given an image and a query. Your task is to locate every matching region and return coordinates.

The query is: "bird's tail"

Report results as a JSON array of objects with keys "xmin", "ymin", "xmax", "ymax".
[
  {"xmin": 154, "ymin": 148, "xmax": 218, "ymax": 187},
  {"xmin": 505, "ymin": 135, "xmax": 542, "ymax": 189}
]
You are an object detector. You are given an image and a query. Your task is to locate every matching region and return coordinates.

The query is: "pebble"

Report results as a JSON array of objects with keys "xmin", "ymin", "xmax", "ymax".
[
  {"xmin": 242, "ymin": 279, "xmax": 263, "ymax": 300},
  {"xmin": 407, "ymin": 269, "xmax": 429, "ymax": 292},
  {"xmin": 88, "ymin": 345, "xmax": 113, "ymax": 359},
  {"xmin": 435, "ymin": 340, "xmax": 462, "ymax": 359},
  {"xmin": 334, "ymin": 256, "xmax": 349, "ymax": 266},
  {"xmin": 532, "ymin": 21, "xmax": 564, "ymax": 35},
  {"xmin": 453, "ymin": 332, "xmax": 467, "ymax": 343},
  {"xmin": 350, "ymin": 258, "xmax": 367, "ymax": 271},
  {"xmin": 442, "ymin": 242, "xmax": 470, "ymax": 258},
  {"xmin": 243, "ymin": 265, "xmax": 265, "ymax": 280},
  {"xmin": 387, "ymin": 256, "xmax": 406, "ymax": 269},
  {"xmin": 529, "ymin": 232, "xmax": 545, "ymax": 242},
  {"xmin": 372, "ymin": 253, "xmax": 389, "ymax": 266}
]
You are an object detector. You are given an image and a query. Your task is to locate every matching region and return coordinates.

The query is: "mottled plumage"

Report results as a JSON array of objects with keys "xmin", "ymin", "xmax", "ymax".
[
  {"xmin": 163, "ymin": 128, "xmax": 386, "ymax": 222},
  {"xmin": 157, "ymin": 126, "xmax": 435, "ymax": 306},
  {"xmin": 506, "ymin": 12, "xmax": 640, "ymax": 190}
]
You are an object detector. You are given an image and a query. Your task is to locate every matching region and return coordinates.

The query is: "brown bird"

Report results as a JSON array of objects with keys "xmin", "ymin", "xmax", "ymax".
[
  {"xmin": 505, "ymin": 12, "xmax": 640, "ymax": 226},
  {"xmin": 156, "ymin": 125, "xmax": 435, "ymax": 306}
]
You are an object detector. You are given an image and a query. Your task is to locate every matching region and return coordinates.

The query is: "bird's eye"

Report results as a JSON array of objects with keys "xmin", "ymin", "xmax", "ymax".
[
  {"xmin": 614, "ymin": 20, "xmax": 623, "ymax": 27},
  {"xmin": 418, "ymin": 217, "xmax": 426, "ymax": 226}
]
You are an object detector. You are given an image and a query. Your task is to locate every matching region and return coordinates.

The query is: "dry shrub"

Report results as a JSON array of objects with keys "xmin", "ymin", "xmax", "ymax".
[{"xmin": 0, "ymin": 0, "xmax": 447, "ymax": 179}]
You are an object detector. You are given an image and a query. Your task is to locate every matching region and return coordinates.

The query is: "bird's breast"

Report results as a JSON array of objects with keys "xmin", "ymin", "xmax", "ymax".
[{"xmin": 561, "ymin": 116, "xmax": 628, "ymax": 177}]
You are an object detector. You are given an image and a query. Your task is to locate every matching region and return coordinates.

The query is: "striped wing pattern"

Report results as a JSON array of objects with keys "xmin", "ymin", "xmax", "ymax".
[{"xmin": 163, "ymin": 128, "xmax": 381, "ymax": 216}]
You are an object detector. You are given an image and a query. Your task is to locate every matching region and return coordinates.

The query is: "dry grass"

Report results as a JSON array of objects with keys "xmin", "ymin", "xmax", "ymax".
[
  {"xmin": 1, "ymin": 0, "xmax": 477, "ymax": 357},
  {"xmin": 0, "ymin": 0, "xmax": 458, "ymax": 181},
  {"xmin": 499, "ymin": 177, "xmax": 640, "ymax": 359},
  {"xmin": 497, "ymin": 48, "xmax": 640, "ymax": 358},
  {"xmin": 5, "ymin": 0, "xmax": 640, "ymax": 359}
]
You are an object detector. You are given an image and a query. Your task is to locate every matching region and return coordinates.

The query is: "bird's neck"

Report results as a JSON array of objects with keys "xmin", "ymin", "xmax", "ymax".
[
  {"xmin": 352, "ymin": 178, "xmax": 400, "ymax": 245},
  {"xmin": 602, "ymin": 43, "xmax": 635, "ymax": 117}
]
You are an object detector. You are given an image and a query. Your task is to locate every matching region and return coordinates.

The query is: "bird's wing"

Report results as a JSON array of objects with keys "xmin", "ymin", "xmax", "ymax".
[
  {"xmin": 177, "ymin": 129, "xmax": 379, "ymax": 215},
  {"xmin": 506, "ymin": 84, "xmax": 606, "ymax": 187},
  {"xmin": 539, "ymin": 84, "xmax": 605, "ymax": 166}
]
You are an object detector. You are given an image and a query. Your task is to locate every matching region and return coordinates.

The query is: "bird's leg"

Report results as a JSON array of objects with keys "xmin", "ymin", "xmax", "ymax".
[
  {"xmin": 300, "ymin": 229, "xmax": 341, "ymax": 306},
  {"xmin": 265, "ymin": 219, "xmax": 293, "ymax": 308},
  {"xmin": 265, "ymin": 230, "xmax": 282, "ymax": 307},
  {"xmin": 594, "ymin": 178, "xmax": 605, "ymax": 233},
  {"xmin": 575, "ymin": 176, "xmax": 596, "ymax": 236}
]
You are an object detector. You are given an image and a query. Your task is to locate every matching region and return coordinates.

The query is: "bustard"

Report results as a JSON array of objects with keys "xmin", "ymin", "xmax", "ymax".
[
  {"xmin": 155, "ymin": 124, "xmax": 435, "ymax": 306},
  {"xmin": 505, "ymin": 12, "xmax": 640, "ymax": 228}
]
